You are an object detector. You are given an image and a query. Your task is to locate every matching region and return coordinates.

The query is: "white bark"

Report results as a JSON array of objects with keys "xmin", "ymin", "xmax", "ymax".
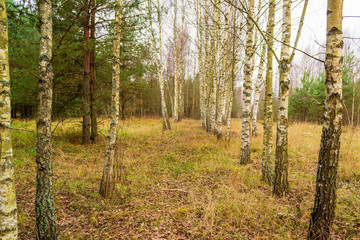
[
  {"xmin": 0, "ymin": 1, "xmax": 18, "ymax": 238},
  {"xmin": 241, "ymin": 0, "xmax": 255, "ymax": 164},
  {"xmin": 99, "ymin": 0, "xmax": 122, "ymax": 198}
]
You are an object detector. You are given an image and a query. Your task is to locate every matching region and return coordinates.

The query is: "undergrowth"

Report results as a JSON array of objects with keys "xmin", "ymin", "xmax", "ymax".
[{"xmin": 12, "ymin": 118, "xmax": 360, "ymax": 239}]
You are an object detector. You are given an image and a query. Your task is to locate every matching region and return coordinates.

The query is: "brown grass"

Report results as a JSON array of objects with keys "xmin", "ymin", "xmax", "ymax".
[{"xmin": 12, "ymin": 118, "xmax": 360, "ymax": 239}]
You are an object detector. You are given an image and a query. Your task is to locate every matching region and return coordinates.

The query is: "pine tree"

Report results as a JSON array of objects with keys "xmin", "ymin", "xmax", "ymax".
[
  {"xmin": 82, "ymin": 0, "xmax": 91, "ymax": 144},
  {"xmin": 90, "ymin": 0, "xmax": 98, "ymax": 142}
]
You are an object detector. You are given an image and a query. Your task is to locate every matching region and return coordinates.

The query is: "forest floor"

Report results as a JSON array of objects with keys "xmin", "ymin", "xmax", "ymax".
[{"xmin": 13, "ymin": 117, "xmax": 359, "ymax": 239}]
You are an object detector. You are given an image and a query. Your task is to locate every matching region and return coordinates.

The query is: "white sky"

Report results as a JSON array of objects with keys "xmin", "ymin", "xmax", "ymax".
[
  {"xmin": 280, "ymin": 0, "xmax": 360, "ymax": 88},
  {"xmin": 298, "ymin": 0, "xmax": 360, "ymax": 51},
  {"xmin": 157, "ymin": 0, "xmax": 360, "ymax": 86}
]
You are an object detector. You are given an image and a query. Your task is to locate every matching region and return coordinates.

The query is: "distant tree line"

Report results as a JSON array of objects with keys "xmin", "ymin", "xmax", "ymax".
[{"xmin": 289, "ymin": 49, "xmax": 360, "ymax": 126}]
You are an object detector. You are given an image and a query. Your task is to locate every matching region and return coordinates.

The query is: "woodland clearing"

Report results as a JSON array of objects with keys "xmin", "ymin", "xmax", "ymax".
[{"xmin": 13, "ymin": 118, "xmax": 359, "ymax": 239}]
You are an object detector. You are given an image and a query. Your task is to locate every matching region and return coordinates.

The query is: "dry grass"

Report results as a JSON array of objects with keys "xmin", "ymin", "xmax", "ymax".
[{"xmin": 12, "ymin": 118, "xmax": 360, "ymax": 239}]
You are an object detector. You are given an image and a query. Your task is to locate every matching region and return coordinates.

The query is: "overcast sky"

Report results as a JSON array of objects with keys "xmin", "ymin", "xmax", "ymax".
[
  {"xmin": 291, "ymin": 0, "xmax": 360, "ymax": 55},
  {"xmin": 158, "ymin": 0, "xmax": 360, "ymax": 85}
]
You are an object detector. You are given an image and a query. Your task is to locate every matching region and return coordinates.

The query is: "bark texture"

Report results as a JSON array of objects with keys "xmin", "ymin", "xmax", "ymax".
[
  {"xmin": 179, "ymin": 6, "xmax": 185, "ymax": 119},
  {"xmin": 90, "ymin": 0, "xmax": 98, "ymax": 142},
  {"xmin": 240, "ymin": 0, "xmax": 255, "ymax": 164},
  {"xmin": 225, "ymin": 7, "xmax": 237, "ymax": 145},
  {"xmin": 173, "ymin": 0, "xmax": 179, "ymax": 123},
  {"xmin": 204, "ymin": 0, "xmax": 211, "ymax": 133},
  {"xmin": 99, "ymin": 0, "xmax": 122, "ymax": 198},
  {"xmin": 209, "ymin": 0, "xmax": 220, "ymax": 134},
  {"xmin": 216, "ymin": 26, "xmax": 227, "ymax": 140},
  {"xmin": 261, "ymin": 0, "xmax": 275, "ymax": 184},
  {"xmin": 148, "ymin": 0, "xmax": 171, "ymax": 130},
  {"xmin": 36, "ymin": 0, "xmax": 57, "ymax": 238},
  {"xmin": 82, "ymin": 0, "xmax": 91, "ymax": 144},
  {"xmin": 0, "ymin": 1, "xmax": 18, "ymax": 238},
  {"xmin": 251, "ymin": 43, "xmax": 266, "ymax": 137},
  {"xmin": 308, "ymin": 0, "xmax": 343, "ymax": 238},
  {"xmin": 196, "ymin": 1, "xmax": 206, "ymax": 129},
  {"xmin": 273, "ymin": 0, "xmax": 291, "ymax": 196},
  {"xmin": 157, "ymin": 0, "xmax": 171, "ymax": 131}
]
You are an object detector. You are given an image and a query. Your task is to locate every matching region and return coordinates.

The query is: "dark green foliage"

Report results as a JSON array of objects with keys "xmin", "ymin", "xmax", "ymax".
[
  {"xmin": 7, "ymin": 0, "xmax": 39, "ymax": 118},
  {"xmin": 289, "ymin": 72, "xmax": 325, "ymax": 123},
  {"xmin": 6, "ymin": 0, "xmax": 161, "ymax": 120},
  {"xmin": 289, "ymin": 64, "xmax": 360, "ymax": 125}
]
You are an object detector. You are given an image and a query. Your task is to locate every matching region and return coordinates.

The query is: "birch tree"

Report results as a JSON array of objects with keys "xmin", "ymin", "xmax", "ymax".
[
  {"xmin": 274, "ymin": 0, "xmax": 308, "ymax": 196},
  {"xmin": 240, "ymin": 0, "xmax": 255, "ymax": 164},
  {"xmin": 0, "ymin": 1, "xmax": 18, "ymax": 238},
  {"xmin": 273, "ymin": 0, "xmax": 291, "ymax": 195},
  {"xmin": 179, "ymin": 1, "xmax": 186, "ymax": 119},
  {"xmin": 215, "ymin": 5, "xmax": 230, "ymax": 140},
  {"xmin": 204, "ymin": 0, "xmax": 211, "ymax": 132},
  {"xmin": 36, "ymin": 0, "xmax": 57, "ymax": 238},
  {"xmin": 99, "ymin": 0, "xmax": 122, "ymax": 198},
  {"xmin": 262, "ymin": 0, "xmax": 275, "ymax": 183},
  {"xmin": 209, "ymin": 0, "xmax": 220, "ymax": 134},
  {"xmin": 308, "ymin": 0, "xmax": 344, "ymax": 238},
  {"xmin": 173, "ymin": 0, "xmax": 179, "ymax": 123},
  {"xmin": 225, "ymin": 6, "xmax": 237, "ymax": 145},
  {"xmin": 251, "ymin": 42, "xmax": 266, "ymax": 137},
  {"xmin": 249, "ymin": 0, "xmax": 264, "ymax": 138},
  {"xmin": 196, "ymin": 0, "xmax": 206, "ymax": 129},
  {"xmin": 148, "ymin": 0, "xmax": 171, "ymax": 130}
]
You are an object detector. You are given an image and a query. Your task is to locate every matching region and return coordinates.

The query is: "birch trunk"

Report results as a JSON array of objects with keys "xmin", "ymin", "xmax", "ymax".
[
  {"xmin": 216, "ymin": 9, "xmax": 229, "ymax": 140},
  {"xmin": 204, "ymin": 0, "xmax": 211, "ymax": 132},
  {"xmin": 192, "ymin": 63, "xmax": 196, "ymax": 116},
  {"xmin": 99, "ymin": 0, "xmax": 122, "ymax": 198},
  {"xmin": 82, "ymin": 1, "xmax": 91, "ymax": 144},
  {"xmin": 308, "ymin": 0, "xmax": 343, "ymax": 238},
  {"xmin": 166, "ymin": 80, "xmax": 173, "ymax": 116},
  {"xmin": 179, "ymin": 3, "xmax": 185, "ymax": 118},
  {"xmin": 249, "ymin": 0, "xmax": 262, "ymax": 137},
  {"xmin": 216, "ymin": 70, "xmax": 225, "ymax": 139},
  {"xmin": 219, "ymin": 6, "xmax": 234, "ymax": 139},
  {"xmin": 148, "ymin": 0, "xmax": 171, "ymax": 130},
  {"xmin": 210, "ymin": 0, "xmax": 220, "ymax": 134},
  {"xmin": 262, "ymin": 0, "xmax": 275, "ymax": 184},
  {"xmin": 0, "ymin": 1, "xmax": 18, "ymax": 238},
  {"xmin": 351, "ymin": 80, "xmax": 355, "ymax": 127},
  {"xmin": 225, "ymin": 6, "xmax": 237, "ymax": 145},
  {"xmin": 225, "ymin": 59, "xmax": 235, "ymax": 145},
  {"xmin": 36, "ymin": 0, "xmax": 57, "ymax": 238},
  {"xmin": 252, "ymin": 43, "xmax": 266, "ymax": 137},
  {"xmin": 273, "ymin": 0, "xmax": 291, "ymax": 196},
  {"xmin": 196, "ymin": 0, "xmax": 206, "ymax": 129},
  {"xmin": 173, "ymin": 0, "xmax": 179, "ymax": 123},
  {"xmin": 157, "ymin": 0, "xmax": 171, "ymax": 130},
  {"xmin": 240, "ymin": 0, "xmax": 255, "ymax": 164}
]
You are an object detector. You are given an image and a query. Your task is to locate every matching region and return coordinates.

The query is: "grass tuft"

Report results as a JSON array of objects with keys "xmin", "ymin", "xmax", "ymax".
[{"xmin": 13, "ymin": 118, "xmax": 359, "ymax": 239}]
